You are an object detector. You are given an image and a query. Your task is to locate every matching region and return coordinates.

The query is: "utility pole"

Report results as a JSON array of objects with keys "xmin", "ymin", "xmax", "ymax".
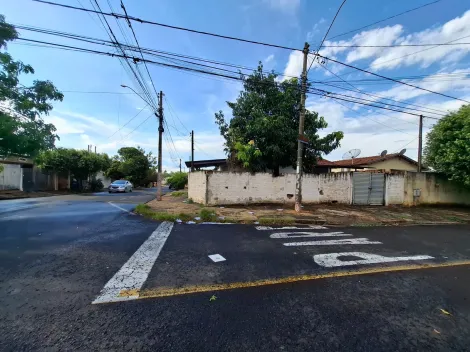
[
  {"xmin": 417, "ymin": 114, "xmax": 423, "ymax": 172},
  {"xmin": 157, "ymin": 91, "xmax": 164, "ymax": 201},
  {"xmin": 94, "ymin": 146, "xmax": 97, "ymax": 154},
  {"xmin": 179, "ymin": 158, "xmax": 182, "ymax": 173},
  {"xmin": 294, "ymin": 42, "xmax": 310, "ymax": 213},
  {"xmin": 190, "ymin": 130, "xmax": 195, "ymax": 172}
]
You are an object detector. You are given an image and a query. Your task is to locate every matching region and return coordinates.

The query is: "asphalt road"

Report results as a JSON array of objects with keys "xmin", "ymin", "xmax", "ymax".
[{"xmin": 1, "ymin": 198, "xmax": 470, "ymax": 351}]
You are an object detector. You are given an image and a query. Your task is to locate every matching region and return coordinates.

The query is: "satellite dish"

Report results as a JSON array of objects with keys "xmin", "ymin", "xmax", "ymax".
[
  {"xmin": 399, "ymin": 148, "xmax": 406, "ymax": 155},
  {"xmin": 380, "ymin": 150, "xmax": 388, "ymax": 157},
  {"xmin": 342, "ymin": 149, "xmax": 361, "ymax": 165}
]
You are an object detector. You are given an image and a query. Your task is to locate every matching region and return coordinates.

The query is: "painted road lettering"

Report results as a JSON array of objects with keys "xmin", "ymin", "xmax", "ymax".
[
  {"xmin": 256, "ymin": 225, "xmax": 327, "ymax": 231},
  {"xmin": 314, "ymin": 252, "xmax": 434, "ymax": 267},
  {"xmin": 283, "ymin": 238, "xmax": 382, "ymax": 246},
  {"xmin": 270, "ymin": 232, "xmax": 350, "ymax": 239}
]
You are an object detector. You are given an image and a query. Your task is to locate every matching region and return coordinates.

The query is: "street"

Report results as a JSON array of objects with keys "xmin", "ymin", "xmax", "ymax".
[{"xmin": 1, "ymin": 195, "xmax": 470, "ymax": 351}]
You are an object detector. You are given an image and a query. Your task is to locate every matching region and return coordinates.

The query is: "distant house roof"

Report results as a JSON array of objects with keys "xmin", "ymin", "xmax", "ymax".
[
  {"xmin": 184, "ymin": 159, "xmax": 227, "ymax": 168},
  {"xmin": 316, "ymin": 159, "xmax": 336, "ymax": 166},
  {"xmin": 331, "ymin": 153, "xmax": 418, "ymax": 167}
]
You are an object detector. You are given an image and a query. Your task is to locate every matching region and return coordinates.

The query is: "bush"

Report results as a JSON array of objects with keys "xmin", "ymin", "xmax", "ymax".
[
  {"xmin": 200, "ymin": 208, "xmax": 216, "ymax": 221},
  {"xmin": 167, "ymin": 172, "xmax": 188, "ymax": 190},
  {"xmin": 89, "ymin": 178, "xmax": 104, "ymax": 191}
]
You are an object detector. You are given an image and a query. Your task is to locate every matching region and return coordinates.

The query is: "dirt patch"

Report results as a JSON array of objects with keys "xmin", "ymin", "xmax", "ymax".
[{"xmin": 143, "ymin": 194, "xmax": 470, "ymax": 226}]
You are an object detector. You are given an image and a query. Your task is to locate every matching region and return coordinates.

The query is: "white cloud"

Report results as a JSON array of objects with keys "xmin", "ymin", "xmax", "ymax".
[
  {"xmin": 282, "ymin": 50, "xmax": 316, "ymax": 79},
  {"xmin": 320, "ymin": 10, "xmax": 470, "ymax": 71},
  {"xmin": 262, "ymin": 0, "xmax": 300, "ymax": 13},
  {"xmin": 44, "ymin": 116, "xmax": 85, "ymax": 135},
  {"xmin": 374, "ymin": 69, "xmax": 470, "ymax": 101},
  {"xmin": 307, "ymin": 17, "xmax": 326, "ymax": 42},
  {"xmin": 306, "ymin": 93, "xmax": 470, "ymax": 161},
  {"xmin": 264, "ymin": 54, "xmax": 275, "ymax": 63}
]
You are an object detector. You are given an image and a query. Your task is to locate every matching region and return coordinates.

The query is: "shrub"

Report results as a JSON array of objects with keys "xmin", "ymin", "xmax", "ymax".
[
  {"xmin": 167, "ymin": 172, "xmax": 188, "ymax": 190},
  {"xmin": 200, "ymin": 208, "xmax": 216, "ymax": 221},
  {"xmin": 89, "ymin": 178, "xmax": 104, "ymax": 191}
]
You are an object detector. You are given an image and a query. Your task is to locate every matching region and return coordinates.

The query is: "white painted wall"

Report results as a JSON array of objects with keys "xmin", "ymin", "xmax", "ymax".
[
  {"xmin": 188, "ymin": 172, "xmax": 207, "ymax": 204},
  {"xmin": 190, "ymin": 171, "xmax": 353, "ymax": 205},
  {"xmin": 385, "ymin": 174, "xmax": 405, "ymax": 205},
  {"xmin": 0, "ymin": 163, "xmax": 22, "ymax": 190}
]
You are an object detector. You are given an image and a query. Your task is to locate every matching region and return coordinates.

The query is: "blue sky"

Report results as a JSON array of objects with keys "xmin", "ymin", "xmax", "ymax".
[{"xmin": 3, "ymin": 0, "xmax": 470, "ymax": 170}]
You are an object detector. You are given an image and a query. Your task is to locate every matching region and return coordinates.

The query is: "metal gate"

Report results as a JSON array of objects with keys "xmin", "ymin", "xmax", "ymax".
[
  {"xmin": 353, "ymin": 172, "xmax": 385, "ymax": 205},
  {"xmin": 22, "ymin": 166, "xmax": 34, "ymax": 191}
]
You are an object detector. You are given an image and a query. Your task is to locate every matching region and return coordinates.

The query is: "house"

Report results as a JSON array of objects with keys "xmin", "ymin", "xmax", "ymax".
[{"xmin": 330, "ymin": 153, "xmax": 420, "ymax": 172}]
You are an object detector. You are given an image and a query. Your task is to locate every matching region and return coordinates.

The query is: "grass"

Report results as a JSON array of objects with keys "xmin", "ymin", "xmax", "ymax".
[
  {"xmin": 200, "ymin": 208, "xmax": 217, "ymax": 222},
  {"xmin": 135, "ymin": 204, "xmax": 192, "ymax": 222},
  {"xmin": 171, "ymin": 191, "xmax": 188, "ymax": 197},
  {"xmin": 258, "ymin": 217, "xmax": 295, "ymax": 226}
]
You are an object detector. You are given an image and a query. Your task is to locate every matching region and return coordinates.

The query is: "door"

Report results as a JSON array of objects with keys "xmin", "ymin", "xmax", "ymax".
[
  {"xmin": 353, "ymin": 172, "xmax": 385, "ymax": 205},
  {"xmin": 22, "ymin": 166, "xmax": 34, "ymax": 191}
]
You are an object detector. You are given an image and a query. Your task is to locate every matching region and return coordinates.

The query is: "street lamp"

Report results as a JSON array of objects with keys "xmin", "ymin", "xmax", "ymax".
[{"xmin": 120, "ymin": 84, "xmax": 154, "ymax": 108}]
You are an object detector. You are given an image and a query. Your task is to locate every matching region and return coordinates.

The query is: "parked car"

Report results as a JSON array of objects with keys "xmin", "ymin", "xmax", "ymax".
[{"xmin": 108, "ymin": 180, "xmax": 133, "ymax": 193}]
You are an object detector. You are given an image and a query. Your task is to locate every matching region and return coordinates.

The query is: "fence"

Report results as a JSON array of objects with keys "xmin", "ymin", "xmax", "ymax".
[{"xmin": 189, "ymin": 170, "xmax": 470, "ymax": 206}]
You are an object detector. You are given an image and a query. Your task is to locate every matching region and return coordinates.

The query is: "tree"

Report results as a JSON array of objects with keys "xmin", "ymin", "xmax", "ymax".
[
  {"xmin": 0, "ymin": 15, "xmax": 63, "ymax": 158},
  {"xmin": 104, "ymin": 147, "xmax": 157, "ymax": 186},
  {"xmin": 167, "ymin": 172, "xmax": 188, "ymax": 190},
  {"xmin": 215, "ymin": 63, "xmax": 343, "ymax": 175},
  {"xmin": 424, "ymin": 104, "xmax": 470, "ymax": 187},
  {"xmin": 36, "ymin": 148, "xmax": 111, "ymax": 189}
]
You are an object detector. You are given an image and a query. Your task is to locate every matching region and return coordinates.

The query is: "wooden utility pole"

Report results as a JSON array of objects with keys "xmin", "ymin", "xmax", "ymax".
[
  {"xmin": 179, "ymin": 158, "xmax": 182, "ymax": 173},
  {"xmin": 157, "ymin": 91, "xmax": 164, "ymax": 201},
  {"xmin": 294, "ymin": 42, "xmax": 310, "ymax": 213},
  {"xmin": 418, "ymin": 114, "xmax": 423, "ymax": 172},
  {"xmin": 190, "ymin": 130, "xmax": 195, "ymax": 172}
]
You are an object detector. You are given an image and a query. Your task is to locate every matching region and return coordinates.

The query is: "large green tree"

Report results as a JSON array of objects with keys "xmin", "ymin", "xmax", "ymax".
[
  {"xmin": 36, "ymin": 148, "xmax": 111, "ymax": 187},
  {"xmin": 105, "ymin": 146, "xmax": 157, "ymax": 186},
  {"xmin": 424, "ymin": 104, "xmax": 470, "ymax": 187},
  {"xmin": 0, "ymin": 15, "xmax": 63, "ymax": 158},
  {"xmin": 215, "ymin": 64, "xmax": 343, "ymax": 175}
]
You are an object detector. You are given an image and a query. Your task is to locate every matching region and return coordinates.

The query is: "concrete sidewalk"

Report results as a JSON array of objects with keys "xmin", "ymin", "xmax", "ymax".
[{"xmin": 142, "ymin": 192, "xmax": 470, "ymax": 226}]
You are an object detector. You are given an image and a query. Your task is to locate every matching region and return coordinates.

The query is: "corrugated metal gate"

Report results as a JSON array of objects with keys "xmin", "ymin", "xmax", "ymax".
[{"xmin": 353, "ymin": 172, "xmax": 385, "ymax": 205}]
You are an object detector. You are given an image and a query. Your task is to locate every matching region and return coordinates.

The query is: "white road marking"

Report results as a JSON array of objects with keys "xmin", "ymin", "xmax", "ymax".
[
  {"xmin": 92, "ymin": 221, "xmax": 174, "ymax": 304},
  {"xmin": 107, "ymin": 202, "xmax": 131, "ymax": 213},
  {"xmin": 313, "ymin": 252, "xmax": 434, "ymax": 267},
  {"xmin": 208, "ymin": 254, "xmax": 226, "ymax": 262},
  {"xmin": 283, "ymin": 238, "xmax": 382, "ymax": 246},
  {"xmin": 256, "ymin": 225, "xmax": 327, "ymax": 231},
  {"xmin": 270, "ymin": 231, "xmax": 350, "ymax": 239}
]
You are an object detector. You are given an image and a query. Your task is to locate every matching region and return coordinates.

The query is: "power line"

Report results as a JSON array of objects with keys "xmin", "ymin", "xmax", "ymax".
[
  {"xmin": 321, "ymin": 42, "xmax": 470, "ymax": 48},
  {"xmin": 120, "ymin": 0, "xmax": 159, "ymax": 101},
  {"xmin": 17, "ymin": 22, "xmax": 451, "ymax": 117},
  {"xmin": 308, "ymin": 0, "xmax": 347, "ymax": 73},
  {"xmin": 106, "ymin": 104, "xmax": 149, "ymax": 139},
  {"xmin": 327, "ymin": 0, "xmax": 442, "ymax": 41},
  {"xmin": 314, "ymin": 52, "xmax": 470, "ymax": 104},
  {"xmin": 120, "ymin": 112, "xmax": 154, "ymax": 140},
  {"xmin": 33, "ymin": 0, "xmax": 302, "ymax": 52},
  {"xmin": 164, "ymin": 95, "xmax": 190, "ymax": 134},
  {"xmin": 16, "ymin": 37, "xmax": 445, "ymax": 120}
]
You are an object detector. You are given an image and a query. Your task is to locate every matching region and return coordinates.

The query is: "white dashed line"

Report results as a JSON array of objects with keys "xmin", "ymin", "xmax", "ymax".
[
  {"xmin": 107, "ymin": 202, "xmax": 131, "ymax": 213},
  {"xmin": 92, "ymin": 221, "xmax": 174, "ymax": 304}
]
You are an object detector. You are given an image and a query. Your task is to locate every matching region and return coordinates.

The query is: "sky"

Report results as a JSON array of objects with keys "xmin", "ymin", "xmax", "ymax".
[{"xmin": 2, "ymin": 0, "xmax": 470, "ymax": 171}]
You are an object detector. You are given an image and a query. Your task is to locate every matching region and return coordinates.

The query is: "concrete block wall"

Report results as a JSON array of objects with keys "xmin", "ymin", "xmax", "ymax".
[
  {"xmin": 188, "ymin": 172, "xmax": 207, "ymax": 204},
  {"xmin": 190, "ymin": 171, "xmax": 353, "ymax": 205},
  {"xmin": 318, "ymin": 172, "xmax": 352, "ymax": 204},
  {"xmin": 385, "ymin": 173, "xmax": 405, "ymax": 205},
  {"xmin": 403, "ymin": 172, "xmax": 470, "ymax": 206},
  {"xmin": 0, "ymin": 163, "xmax": 22, "ymax": 190}
]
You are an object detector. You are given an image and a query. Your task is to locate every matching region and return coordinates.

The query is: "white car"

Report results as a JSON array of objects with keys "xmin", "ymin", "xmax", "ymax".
[{"xmin": 108, "ymin": 180, "xmax": 133, "ymax": 193}]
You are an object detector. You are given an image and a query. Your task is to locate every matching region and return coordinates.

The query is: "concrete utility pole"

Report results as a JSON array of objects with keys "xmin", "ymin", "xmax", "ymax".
[
  {"xmin": 157, "ymin": 91, "xmax": 164, "ymax": 201},
  {"xmin": 418, "ymin": 114, "xmax": 423, "ymax": 172},
  {"xmin": 190, "ymin": 130, "xmax": 195, "ymax": 172},
  {"xmin": 294, "ymin": 42, "xmax": 310, "ymax": 213},
  {"xmin": 179, "ymin": 158, "xmax": 182, "ymax": 173}
]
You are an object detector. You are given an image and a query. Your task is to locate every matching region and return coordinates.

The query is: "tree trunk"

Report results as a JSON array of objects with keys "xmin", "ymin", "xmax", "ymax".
[{"xmin": 272, "ymin": 165, "xmax": 280, "ymax": 177}]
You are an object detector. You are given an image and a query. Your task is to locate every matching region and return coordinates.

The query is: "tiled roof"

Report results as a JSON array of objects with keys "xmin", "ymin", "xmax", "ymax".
[
  {"xmin": 331, "ymin": 153, "xmax": 417, "ymax": 167},
  {"xmin": 316, "ymin": 159, "xmax": 336, "ymax": 166}
]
